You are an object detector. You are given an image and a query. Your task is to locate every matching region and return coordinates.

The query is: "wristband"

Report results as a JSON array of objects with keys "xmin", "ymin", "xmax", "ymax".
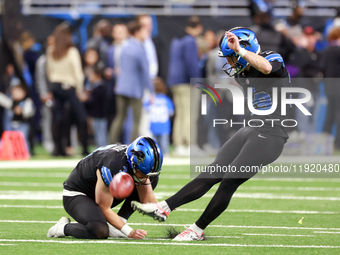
[
  {"xmin": 121, "ymin": 224, "xmax": 133, "ymax": 236},
  {"xmin": 236, "ymin": 47, "xmax": 247, "ymax": 58}
]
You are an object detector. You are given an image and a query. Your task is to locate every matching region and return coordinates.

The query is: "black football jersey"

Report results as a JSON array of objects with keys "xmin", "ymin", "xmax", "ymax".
[
  {"xmin": 63, "ymin": 144, "xmax": 133, "ymax": 203},
  {"xmin": 235, "ymin": 51, "xmax": 291, "ymax": 138}
]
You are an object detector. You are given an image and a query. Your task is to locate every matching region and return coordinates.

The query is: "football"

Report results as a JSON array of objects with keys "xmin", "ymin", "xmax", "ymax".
[{"xmin": 109, "ymin": 172, "xmax": 134, "ymax": 199}]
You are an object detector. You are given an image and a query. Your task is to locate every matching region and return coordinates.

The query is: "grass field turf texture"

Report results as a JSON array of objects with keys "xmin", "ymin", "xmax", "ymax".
[{"xmin": 0, "ymin": 160, "xmax": 339, "ymax": 255}]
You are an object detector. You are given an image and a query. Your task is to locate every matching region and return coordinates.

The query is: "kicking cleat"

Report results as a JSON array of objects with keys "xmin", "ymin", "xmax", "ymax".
[
  {"xmin": 173, "ymin": 228, "xmax": 204, "ymax": 241},
  {"xmin": 47, "ymin": 217, "xmax": 70, "ymax": 238},
  {"xmin": 131, "ymin": 201, "xmax": 169, "ymax": 222}
]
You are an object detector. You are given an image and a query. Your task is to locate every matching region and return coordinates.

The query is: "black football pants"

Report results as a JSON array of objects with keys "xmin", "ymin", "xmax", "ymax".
[
  {"xmin": 166, "ymin": 127, "xmax": 286, "ymax": 229},
  {"xmin": 63, "ymin": 176, "xmax": 158, "ymax": 239}
]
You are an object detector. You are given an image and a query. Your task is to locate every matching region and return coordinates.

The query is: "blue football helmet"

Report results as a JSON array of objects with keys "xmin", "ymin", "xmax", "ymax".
[
  {"xmin": 218, "ymin": 27, "xmax": 261, "ymax": 76},
  {"xmin": 126, "ymin": 136, "xmax": 163, "ymax": 183}
]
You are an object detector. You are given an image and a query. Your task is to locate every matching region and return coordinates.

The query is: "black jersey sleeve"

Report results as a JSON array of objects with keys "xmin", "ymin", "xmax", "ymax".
[{"xmin": 261, "ymin": 51, "xmax": 285, "ymax": 77}]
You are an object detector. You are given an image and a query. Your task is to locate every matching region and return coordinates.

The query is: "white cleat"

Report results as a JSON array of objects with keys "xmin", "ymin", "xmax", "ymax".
[
  {"xmin": 47, "ymin": 217, "xmax": 70, "ymax": 238},
  {"xmin": 108, "ymin": 224, "xmax": 127, "ymax": 238},
  {"xmin": 173, "ymin": 228, "xmax": 204, "ymax": 241},
  {"xmin": 131, "ymin": 201, "xmax": 169, "ymax": 222}
]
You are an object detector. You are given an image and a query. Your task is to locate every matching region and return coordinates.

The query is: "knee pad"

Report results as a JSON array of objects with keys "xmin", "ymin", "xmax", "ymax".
[{"xmin": 86, "ymin": 221, "xmax": 109, "ymax": 239}]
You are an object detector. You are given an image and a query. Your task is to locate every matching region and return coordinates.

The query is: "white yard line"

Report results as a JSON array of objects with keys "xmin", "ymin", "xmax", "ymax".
[
  {"xmin": 0, "ymin": 182, "xmax": 62, "ymax": 187},
  {"xmin": 0, "ymin": 205, "xmax": 64, "ymax": 209},
  {"xmin": 243, "ymin": 233, "xmax": 314, "ymax": 237},
  {"xmin": 0, "ymin": 204, "xmax": 337, "ymax": 215},
  {"xmin": 1, "ymin": 220, "xmax": 340, "ymax": 231},
  {"xmin": 177, "ymin": 208, "xmax": 338, "ymax": 214},
  {"xmin": 1, "ymin": 190, "xmax": 339, "ymax": 201},
  {"xmin": 314, "ymin": 231, "xmax": 340, "ymax": 234},
  {"xmin": 0, "ymin": 239, "xmax": 339, "ymax": 248}
]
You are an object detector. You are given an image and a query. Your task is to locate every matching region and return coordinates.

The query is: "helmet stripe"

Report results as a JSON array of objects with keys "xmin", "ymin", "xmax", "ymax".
[{"xmin": 144, "ymin": 137, "xmax": 160, "ymax": 173}]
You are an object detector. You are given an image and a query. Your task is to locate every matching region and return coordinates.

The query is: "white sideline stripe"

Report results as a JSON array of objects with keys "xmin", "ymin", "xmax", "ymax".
[
  {"xmin": 1, "ymin": 220, "xmax": 340, "ymax": 231},
  {"xmin": 0, "ymin": 182, "xmax": 62, "ymax": 187},
  {"xmin": 314, "ymin": 231, "xmax": 340, "ymax": 234},
  {"xmin": 0, "ymin": 173, "xmax": 68, "ymax": 178},
  {"xmin": 0, "ymin": 205, "xmax": 64, "ymax": 209},
  {"xmin": 243, "ymin": 233, "xmax": 314, "ymax": 237},
  {"xmin": 239, "ymin": 186, "xmax": 340, "ymax": 192},
  {"xmin": 1, "ymin": 191, "xmax": 340, "ymax": 201},
  {"xmin": 0, "ymin": 205, "xmax": 337, "ymax": 215},
  {"xmin": 0, "ymin": 239, "xmax": 339, "ymax": 248},
  {"xmin": 206, "ymin": 236, "xmax": 242, "ymax": 239},
  {"xmin": 159, "ymin": 185, "xmax": 340, "ymax": 191},
  {"xmin": 176, "ymin": 209, "xmax": 339, "ymax": 215},
  {"xmin": 251, "ymin": 178, "xmax": 340, "ymax": 183}
]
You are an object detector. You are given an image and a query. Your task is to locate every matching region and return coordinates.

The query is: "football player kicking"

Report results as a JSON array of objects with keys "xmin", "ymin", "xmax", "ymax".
[
  {"xmin": 47, "ymin": 136, "xmax": 163, "ymax": 239},
  {"xmin": 132, "ymin": 27, "xmax": 291, "ymax": 241}
]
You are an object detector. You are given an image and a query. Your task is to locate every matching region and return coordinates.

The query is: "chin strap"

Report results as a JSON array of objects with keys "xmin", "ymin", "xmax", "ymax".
[{"xmin": 132, "ymin": 168, "xmax": 149, "ymax": 186}]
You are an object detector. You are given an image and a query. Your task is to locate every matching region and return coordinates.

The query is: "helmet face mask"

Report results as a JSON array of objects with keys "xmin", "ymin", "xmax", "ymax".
[
  {"xmin": 221, "ymin": 53, "xmax": 246, "ymax": 76},
  {"xmin": 218, "ymin": 27, "xmax": 261, "ymax": 77}
]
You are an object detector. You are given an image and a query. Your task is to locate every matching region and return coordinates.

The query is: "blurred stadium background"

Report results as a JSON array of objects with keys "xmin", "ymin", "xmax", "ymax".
[{"xmin": 1, "ymin": 0, "xmax": 340, "ymax": 158}]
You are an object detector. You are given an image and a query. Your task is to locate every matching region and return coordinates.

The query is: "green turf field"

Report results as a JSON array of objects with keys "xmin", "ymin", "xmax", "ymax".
[{"xmin": 0, "ymin": 162, "xmax": 339, "ymax": 254}]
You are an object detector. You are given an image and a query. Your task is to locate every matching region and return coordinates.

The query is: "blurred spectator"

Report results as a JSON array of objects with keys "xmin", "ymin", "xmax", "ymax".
[
  {"xmin": 196, "ymin": 36, "xmax": 209, "ymax": 78},
  {"xmin": 251, "ymin": 12, "xmax": 295, "ymax": 61},
  {"xmin": 35, "ymin": 35, "xmax": 55, "ymax": 153},
  {"xmin": 81, "ymin": 62, "xmax": 109, "ymax": 147},
  {"xmin": 204, "ymin": 30, "xmax": 218, "ymax": 51},
  {"xmin": 324, "ymin": 8, "xmax": 340, "ymax": 38},
  {"xmin": 137, "ymin": 15, "xmax": 159, "ymax": 79},
  {"xmin": 167, "ymin": 16, "xmax": 202, "ymax": 156},
  {"xmin": 204, "ymin": 31, "xmax": 234, "ymax": 152},
  {"xmin": 320, "ymin": 27, "xmax": 340, "ymax": 149},
  {"xmin": 106, "ymin": 23, "xmax": 129, "ymax": 80},
  {"xmin": 146, "ymin": 77, "xmax": 174, "ymax": 156},
  {"xmin": 0, "ymin": 84, "xmax": 35, "ymax": 151},
  {"xmin": 287, "ymin": 5, "xmax": 304, "ymax": 28},
  {"xmin": 289, "ymin": 26, "xmax": 322, "ymax": 133},
  {"xmin": 83, "ymin": 48, "xmax": 100, "ymax": 85},
  {"xmin": 105, "ymin": 23, "xmax": 129, "ymax": 127},
  {"xmin": 109, "ymin": 20, "xmax": 153, "ymax": 143},
  {"xmin": 87, "ymin": 19, "xmax": 113, "ymax": 64},
  {"xmin": 46, "ymin": 23, "xmax": 88, "ymax": 156},
  {"xmin": 249, "ymin": 0, "xmax": 274, "ymax": 21},
  {"xmin": 137, "ymin": 15, "xmax": 159, "ymax": 137},
  {"xmin": 286, "ymin": 5, "xmax": 304, "ymax": 40},
  {"xmin": 20, "ymin": 31, "xmax": 42, "ymax": 154}
]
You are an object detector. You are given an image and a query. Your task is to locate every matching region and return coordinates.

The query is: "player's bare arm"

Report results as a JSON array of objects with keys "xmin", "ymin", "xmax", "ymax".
[
  {"xmin": 226, "ymin": 31, "xmax": 272, "ymax": 75},
  {"xmin": 95, "ymin": 169, "xmax": 147, "ymax": 239},
  {"xmin": 136, "ymin": 179, "xmax": 158, "ymax": 203}
]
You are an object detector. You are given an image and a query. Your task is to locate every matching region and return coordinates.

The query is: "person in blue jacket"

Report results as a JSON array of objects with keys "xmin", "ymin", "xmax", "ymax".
[
  {"xmin": 167, "ymin": 16, "xmax": 203, "ymax": 156},
  {"xmin": 109, "ymin": 20, "xmax": 154, "ymax": 144}
]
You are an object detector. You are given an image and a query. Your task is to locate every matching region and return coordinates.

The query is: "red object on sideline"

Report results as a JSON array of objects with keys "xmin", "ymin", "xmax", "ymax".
[{"xmin": 0, "ymin": 131, "xmax": 30, "ymax": 160}]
